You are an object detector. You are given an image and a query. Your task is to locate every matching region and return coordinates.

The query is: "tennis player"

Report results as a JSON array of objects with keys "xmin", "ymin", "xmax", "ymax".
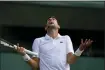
[{"xmin": 17, "ymin": 16, "xmax": 93, "ymax": 70}]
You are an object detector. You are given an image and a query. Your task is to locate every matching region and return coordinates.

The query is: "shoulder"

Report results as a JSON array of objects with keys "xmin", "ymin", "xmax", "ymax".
[
  {"xmin": 33, "ymin": 36, "xmax": 45, "ymax": 42},
  {"xmin": 60, "ymin": 35, "xmax": 72, "ymax": 42},
  {"xmin": 60, "ymin": 35, "xmax": 71, "ymax": 39}
]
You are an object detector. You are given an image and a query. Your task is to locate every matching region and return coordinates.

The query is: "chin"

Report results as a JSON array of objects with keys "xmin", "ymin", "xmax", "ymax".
[{"xmin": 46, "ymin": 24, "xmax": 60, "ymax": 30}]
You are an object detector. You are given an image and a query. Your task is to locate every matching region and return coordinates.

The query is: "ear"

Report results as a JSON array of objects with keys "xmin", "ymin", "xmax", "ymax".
[
  {"xmin": 45, "ymin": 27, "xmax": 47, "ymax": 31},
  {"xmin": 45, "ymin": 25, "xmax": 47, "ymax": 31},
  {"xmin": 57, "ymin": 24, "xmax": 60, "ymax": 29}
]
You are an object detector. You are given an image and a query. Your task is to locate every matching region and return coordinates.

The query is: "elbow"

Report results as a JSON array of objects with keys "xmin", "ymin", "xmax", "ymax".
[
  {"xmin": 31, "ymin": 63, "xmax": 38, "ymax": 69},
  {"xmin": 67, "ymin": 60, "xmax": 76, "ymax": 64},
  {"xmin": 70, "ymin": 61, "xmax": 76, "ymax": 64},
  {"xmin": 31, "ymin": 61, "xmax": 39, "ymax": 69},
  {"xmin": 32, "ymin": 66, "xmax": 39, "ymax": 70},
  {"xmin": 27, "ymin": 59, "xmax": 39, "ymax": 69}
]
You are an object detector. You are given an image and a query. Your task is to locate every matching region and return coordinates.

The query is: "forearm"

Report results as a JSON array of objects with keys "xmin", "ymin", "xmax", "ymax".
[
  {"xmin": 23, "ymin": 54, "xmax": 39, "ymax": 69},
  {"xmin": 67, "ymin": 53, "xmax": 79, "ymax": 64},
  {"xmin": 67, "ymin": 48, "xmax": 84, "ymax": 64},
  {"xmin": 27, "ymin": 59, "xmax": 39, "ymax": 69}
]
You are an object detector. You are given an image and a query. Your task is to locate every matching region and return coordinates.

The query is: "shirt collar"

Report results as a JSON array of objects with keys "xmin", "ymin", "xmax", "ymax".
[{"xmin": 45, "ymin": 33, "xmax": 61, "ymax": 40}]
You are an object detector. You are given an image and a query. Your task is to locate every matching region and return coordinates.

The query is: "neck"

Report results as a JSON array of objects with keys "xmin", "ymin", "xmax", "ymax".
[{"xmin": 47, "ymin": 29, "xmax": 59, "ymax": 39}]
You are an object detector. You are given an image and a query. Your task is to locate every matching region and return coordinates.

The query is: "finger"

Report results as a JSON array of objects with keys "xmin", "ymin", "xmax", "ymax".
[
  {"xmin": 89, "ymin": 39, "xmax": 93, "ymax": 42},
  {"xmin": 17, "ymin": 43, "xmax": 19, "ymax": 47},
  {"xmin": 89, "ymin": 39, "xmax": 93, "ymax": 43},
  {"xmin": 20, "ymin": 47, "xmax": 26, "ymax": 55},
  {"xmin": 81, "ymin": 39, "xmax": 83, "ymax": 44},
  {"xmin": 85, "ymin": 39, "xmax": 88, "ymax": 43},
  {"xmin": 86, "ymin": 40, "xmax": 93, "ymax": 47},
  {"xmin": 20, "ymin": 47, "xmax": 24, "ymax": 52},
  {"xmin": 86, "ymin": 39, "xmax": 91, "ymax": 45},
  {"xmin": 86, "ymin": 41, "xmax": 89, "ymax": 45},
  {"xmin": 17, "ymin": 47, "xmax": 20, "ymax": 51},
  {"xmin": 88, "ymin": 39, "xmax": 93, "ymax": 44},
  {"xmin": 91, "ymin": 40, "xmax": 93, "ymax": 43}
]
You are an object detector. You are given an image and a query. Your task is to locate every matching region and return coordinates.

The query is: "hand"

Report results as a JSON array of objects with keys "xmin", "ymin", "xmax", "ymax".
[
  {"xmin": 79, "ymin": 39, "xmax": 93, "ymax": 51},
  {"xmin": 16, "ymin": 43, "xmax": 26, "ymax": 55}
]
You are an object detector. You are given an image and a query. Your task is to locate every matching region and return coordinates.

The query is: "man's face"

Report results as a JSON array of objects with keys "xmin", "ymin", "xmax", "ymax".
[{"xmin": 45, "ymin": 17, "xmax": 60, "ymax": 30}]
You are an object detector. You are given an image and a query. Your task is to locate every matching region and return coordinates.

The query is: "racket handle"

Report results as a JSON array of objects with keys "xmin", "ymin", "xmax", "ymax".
[
  {"xmin": 24, "ymin": 49, "xmax": 38, "ymax": 57},
  {"xmin": 14, "ymin": 45, "xmax": 38, "ymax": 57}
]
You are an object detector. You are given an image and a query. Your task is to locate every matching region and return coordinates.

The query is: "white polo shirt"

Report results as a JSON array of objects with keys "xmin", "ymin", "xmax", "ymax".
[{"xmin": 32, "ymin": 34, "xmax": 74, "ymax": 70}]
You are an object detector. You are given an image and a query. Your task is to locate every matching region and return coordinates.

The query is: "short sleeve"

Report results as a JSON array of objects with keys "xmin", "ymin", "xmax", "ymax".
[
  {"xmin": 32, "ymin": 38, "xmax": 40, "ymax": 58},
  {"xmin": 65, "ymin": 35, "xmax": 74, "ymax": 54}
]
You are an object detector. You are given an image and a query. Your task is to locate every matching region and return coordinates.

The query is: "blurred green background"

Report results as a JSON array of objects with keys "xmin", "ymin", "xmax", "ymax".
[{"xmin": 0, "ymin": 53, "xmax": 104, "ymax": 70}]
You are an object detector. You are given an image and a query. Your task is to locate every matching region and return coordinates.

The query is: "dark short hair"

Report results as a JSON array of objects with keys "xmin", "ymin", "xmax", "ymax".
[{"xmin": 48, "ymin": 16, "xmax": 57, "ymax": 19}]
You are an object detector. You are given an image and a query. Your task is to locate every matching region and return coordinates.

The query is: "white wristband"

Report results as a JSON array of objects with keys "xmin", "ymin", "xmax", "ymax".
[
  {"xmin": 74, "ymin": 48, "xmax": 84, "ymax": 56},
  {"xmin": 23, "ymin": 54, "xmax": 31, "ymax": 61}
]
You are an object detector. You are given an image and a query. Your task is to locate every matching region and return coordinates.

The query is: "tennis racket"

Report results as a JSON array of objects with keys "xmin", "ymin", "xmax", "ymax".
[{"xmin": 0, "ymin": 38, "xmax": 38, "ymax": 57}]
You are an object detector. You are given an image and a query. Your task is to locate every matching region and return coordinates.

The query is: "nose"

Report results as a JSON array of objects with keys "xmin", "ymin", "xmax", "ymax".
[{"xmin": 48, "ymin": 18, "xmax": 54, "ymax": 21}]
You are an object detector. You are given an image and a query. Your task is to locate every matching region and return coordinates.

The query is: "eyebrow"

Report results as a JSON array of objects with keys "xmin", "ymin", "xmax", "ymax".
[{"xmin": 48, "ymin": 16, "xmax": 56, "ymax": 19}]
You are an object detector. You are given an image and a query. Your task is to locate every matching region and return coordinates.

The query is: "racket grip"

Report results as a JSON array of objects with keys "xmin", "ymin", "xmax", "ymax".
[
  {"xmin": 24, "ymin": 49, "xmax": 38, "ymax": 57},
  {"xmin": 14, "ymin": 45, "xmax": 38, "ymax": 57}
]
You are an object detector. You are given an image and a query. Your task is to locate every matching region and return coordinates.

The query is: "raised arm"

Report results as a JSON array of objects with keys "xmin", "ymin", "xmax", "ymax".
[{"xmin": 66, "ymin": 36, "xmax": 93, "ymax": 64}]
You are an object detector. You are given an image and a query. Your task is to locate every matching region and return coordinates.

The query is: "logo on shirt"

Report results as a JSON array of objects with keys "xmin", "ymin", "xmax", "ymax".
[{"xmin": 60, "ymin": 41, "xmax": 63, "ymax": 43}]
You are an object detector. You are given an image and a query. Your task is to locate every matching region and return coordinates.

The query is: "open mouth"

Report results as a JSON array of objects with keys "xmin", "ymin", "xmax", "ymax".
[{"xmin": 49, "ymin": 22, "xmax": 54, "ymax": 24}]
